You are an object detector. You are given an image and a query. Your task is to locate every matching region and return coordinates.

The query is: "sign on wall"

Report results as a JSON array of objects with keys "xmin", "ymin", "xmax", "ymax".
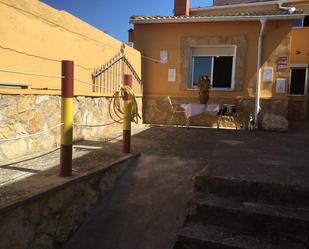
[
  {"xmin": 263, "ymin": 67, "xmax": 273, "ymax": 82},
  {"xmin": 160, "ymin": 50, "xmax": 168, "ymax": 64},
  {"xmin": 277, "ymin": 57, "xmax": 288, "ymax": 70},
  {"xmin": 276, "ymin": 78, "xmax": 286, "ymax": 93},
  {"xmin": 168, "ymin": 69, "xmax": 176, "ymax": 82}
]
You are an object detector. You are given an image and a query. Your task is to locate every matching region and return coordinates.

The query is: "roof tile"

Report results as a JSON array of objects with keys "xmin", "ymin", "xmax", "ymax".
[{"xmin": 130, "ymin": 8, "xmax": 303, "ymax": 21}]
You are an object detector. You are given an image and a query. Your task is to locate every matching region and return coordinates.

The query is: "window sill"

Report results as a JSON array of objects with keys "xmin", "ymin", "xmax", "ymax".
[
  {"xmin": 187, "ymin": 87, "xmax": 234, "ymax": 92},
  {"xmin": 210, "ymin": 88, "xmax": 234, "ymax": 92},
  {"xmin": 292, "ymin": 26, "xmax": 309, "ymax": 29},
  {"xmin": 288, "ymin": 94, "xmax": 305, "ymax": 97}
]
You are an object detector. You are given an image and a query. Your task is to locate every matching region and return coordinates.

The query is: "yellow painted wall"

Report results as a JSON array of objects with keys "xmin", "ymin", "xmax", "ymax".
[
  {"xmin": 291, "ymin": 28, "xmax": 309, "ymax": 64},
  {"xmin": 288, "ymin": 1, "xmax": 309, "ymax": 105},
  {"xmin": 290, "ymin": 0, "xmax": 309, "ymax": 64},
  {"xmin": 0, "ymin": 0, "xmax": 142, "ymax": 96},
  {"xmin": 134, "ymin": 20, "xmax": 292, "ymax": 100},
  {"xmin": 289, "ymin": 28, "xmax": 309, "ymax": 104}
]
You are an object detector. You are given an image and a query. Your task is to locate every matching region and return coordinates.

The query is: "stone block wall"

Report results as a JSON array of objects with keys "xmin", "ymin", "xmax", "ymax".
[
  {"xmin": 288, "ymin": 101, "xmax": 306, "ymax": 121},
  {"xmin": 0, "ymin": 95, "xmax": 143, "ymax": 161},
  {"xmin": 143, "ymin": 96, "xmax": 288, "ymax": 128}
]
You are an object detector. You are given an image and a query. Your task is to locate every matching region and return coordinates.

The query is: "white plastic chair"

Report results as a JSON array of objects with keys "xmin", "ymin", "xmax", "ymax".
[{"xmin": 167, "ymin": 96, "xmax": 186, "ymax": 126}]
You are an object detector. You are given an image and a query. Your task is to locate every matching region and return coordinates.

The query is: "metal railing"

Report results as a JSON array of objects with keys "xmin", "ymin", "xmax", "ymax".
[{"xmin": 92, "ymin": 51, "xmax": 142, "ymax": 94}]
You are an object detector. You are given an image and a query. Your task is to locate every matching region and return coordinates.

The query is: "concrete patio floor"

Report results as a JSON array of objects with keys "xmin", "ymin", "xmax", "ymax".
[
  {"xmin": 61, "ymin": 122, "xmax": 309, "ymax": 249},
  {"xmin": 0, "ymin": 122, "xmax": 308, "ymax": 249}
]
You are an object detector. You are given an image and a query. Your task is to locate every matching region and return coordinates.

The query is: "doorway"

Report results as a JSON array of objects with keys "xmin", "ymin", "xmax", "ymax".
[{"xmin": 289, "ymin": 65, "xmax": 308, "ymax": 120}]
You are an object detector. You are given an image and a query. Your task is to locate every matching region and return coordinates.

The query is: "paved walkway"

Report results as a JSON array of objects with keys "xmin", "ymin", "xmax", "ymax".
[
  {"xmin": 64, "ymin": 154, "xmax": 204, "ymax": 249},
  {"xmin": 63, "ymin": 123, "xmax": 309, "ymax": 249}
]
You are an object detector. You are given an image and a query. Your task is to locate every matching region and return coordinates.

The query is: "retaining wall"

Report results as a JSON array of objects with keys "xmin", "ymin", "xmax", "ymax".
[{"xmin": 0, "ymin": 155, "xmax": 138, "ymax": 249}]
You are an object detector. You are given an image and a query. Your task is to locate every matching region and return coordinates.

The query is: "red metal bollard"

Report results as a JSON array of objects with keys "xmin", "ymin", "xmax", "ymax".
[{"xmin": 60, "ymin": 60, "xmax": 74, "ymax": 177}]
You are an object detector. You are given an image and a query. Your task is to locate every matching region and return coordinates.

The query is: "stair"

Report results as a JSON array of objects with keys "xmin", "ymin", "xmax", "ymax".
[
  {"xmin": 195, "ymin": 175, "xmax": 309, "ymax": 206},
  {"xmin": 174, "ymin": 175, "xmax": 309, "ymax": 249},
  {"xmin": 174, "ymin": 224, "xmax": 304, "ymax": 249}
]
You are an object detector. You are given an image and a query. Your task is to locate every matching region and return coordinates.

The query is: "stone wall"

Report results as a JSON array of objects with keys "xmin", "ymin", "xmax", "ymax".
[
  {"xmin": 0, "ymin": 156, "xmax": 137, "ymax": 249},
  {"xmin": 143, "ymin": 96, "xmax": 288, "ymax": 128},
  {"xmin": 288, "ymin": 101, "xmax": 306, "ymax": 121},
  {"xmin": 0, "ymin": 95, "xmax": 143, "ymax": 161}
]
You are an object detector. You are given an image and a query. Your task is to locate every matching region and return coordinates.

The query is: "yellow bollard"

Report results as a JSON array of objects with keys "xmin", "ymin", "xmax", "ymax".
[{"xmin": 123, "ymin": 74, "xmax": 132, "ymax": 153}]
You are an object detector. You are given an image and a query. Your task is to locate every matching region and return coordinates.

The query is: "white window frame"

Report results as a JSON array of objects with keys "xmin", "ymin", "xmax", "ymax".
[
  {"xmin": 288, "ymin": 64, "xmax": 308, "ymax": 96},
  {"xmin": 188, "ymin": 45, "xmax": 237, "ymax": 91}
]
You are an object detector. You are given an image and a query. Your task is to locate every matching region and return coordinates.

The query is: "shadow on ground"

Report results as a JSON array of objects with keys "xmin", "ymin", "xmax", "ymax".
[
  {"xmin": 63, "ymin": 123, "xmax": 309, "ymax": 249},
  {"xmin": 1, "ymin": 123, "xmax": 308, "ymax": 249}
]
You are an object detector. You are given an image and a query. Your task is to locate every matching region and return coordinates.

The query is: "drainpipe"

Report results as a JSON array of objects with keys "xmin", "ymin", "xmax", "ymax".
[{"xmin": 254, "ymin": 17, "xmax": 267, "ymax": 128}]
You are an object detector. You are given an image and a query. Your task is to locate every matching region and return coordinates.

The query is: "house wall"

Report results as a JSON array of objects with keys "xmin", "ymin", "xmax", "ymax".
[
  {"xmin": 291, "ymin": 28, "xmax": 309, "ymax": 64},
  {"xmin": 288, "ymin": 0, "xmax": 309, "ymax": 120},
  {"xmin": 191, "ymin": 0, "xmax": 309, "ymax": 121},
  {"xmin": 288, "ymin": 28, "xmax": 309, "ymax": 120},
  {"xmin": 134, "ymin": 20, "xmax": 292, "ymax": 126},
  {"xmin": 0, "ymin": 0, "xmax": 142, "ymax": 96}
]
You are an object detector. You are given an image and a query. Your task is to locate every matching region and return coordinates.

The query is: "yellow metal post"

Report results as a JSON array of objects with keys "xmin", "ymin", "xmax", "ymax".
[{"xmin": 123, "ymin": 74, "xmax": 132, "ymax": 153}]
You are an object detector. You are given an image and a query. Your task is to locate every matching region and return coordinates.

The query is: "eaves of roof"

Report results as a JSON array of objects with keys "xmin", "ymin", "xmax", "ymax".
[{"xmin": 130, "ymin": 13, "xmax": 305, "ymax": 24}]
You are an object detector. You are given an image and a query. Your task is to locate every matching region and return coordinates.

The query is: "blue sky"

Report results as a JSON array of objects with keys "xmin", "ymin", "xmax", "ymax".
[{"xmin": 41, "ymin": 0, "xmax": 213, "ymax": 42}]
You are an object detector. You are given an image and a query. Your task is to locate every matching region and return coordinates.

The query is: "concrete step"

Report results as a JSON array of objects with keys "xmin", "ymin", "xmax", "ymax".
[
  {"xmin": 187, "ymin": 193, "xmax": 309, "ymax": 244},
  {"xmin": 194, "ymin": 175, "xmax": 309, "ymax": 206},
  {"xmin": 174, "ymin": 224, "xmax": 305, "ymax": 249}
]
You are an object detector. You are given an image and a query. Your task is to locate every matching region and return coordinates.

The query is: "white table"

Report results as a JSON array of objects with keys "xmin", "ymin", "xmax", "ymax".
[{"xmin": 180, "ymin": 103, "xmax": 220, "ymax": 119}]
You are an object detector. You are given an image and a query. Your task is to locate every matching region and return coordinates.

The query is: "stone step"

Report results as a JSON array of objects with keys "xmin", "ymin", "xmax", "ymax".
[
  {"xmin": 187, "ymin": 193, "xmax": 309, "ymax": 244},
  {"xmin": 174, "ymin": 224, "xmax": 305, "ymax": 249},
  {"xmin": 194, "ymin": 175, "xmax": 309, "ymax": 206}
]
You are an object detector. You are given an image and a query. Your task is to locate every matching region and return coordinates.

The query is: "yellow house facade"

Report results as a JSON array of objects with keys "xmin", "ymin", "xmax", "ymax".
[
  {"xmin": 130, "ymin": 0, "xmax": 309, "ymax": 127},
  {"xmin": 289, "ymin": 1, "xmax": 309, "ymax": 120}
]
